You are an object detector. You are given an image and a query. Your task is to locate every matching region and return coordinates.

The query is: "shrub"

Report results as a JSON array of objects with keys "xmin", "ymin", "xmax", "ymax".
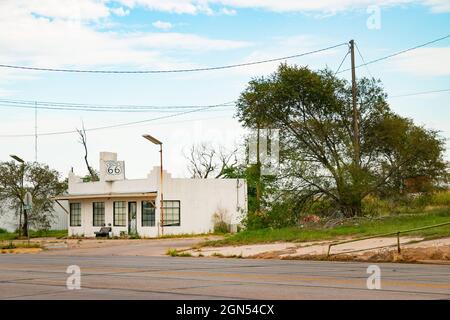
[
  {"xmin": 307, "ymin": 199, "xmax": 336, "ymax": 217},
  {"xmin": 166, "ymin": 248, "xmax": 191, "ymax": 257},
  {"xmin": 264, "ymin": 201, "xmax": 298, "ymax": 228},
  {"xmin": 429, "ymin": 191, "xmax": 450, "ymax": 206},
  {"xmin": 362, "ymin": 196, "xmax": 391, "ymax": 217},
  {"xmin": 212, "ymin": 208, "xmax": 230, "ymax": 233}
]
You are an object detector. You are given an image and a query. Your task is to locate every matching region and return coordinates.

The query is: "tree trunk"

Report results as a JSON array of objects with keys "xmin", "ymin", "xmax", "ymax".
[
  {"xmin": 22, "ymin": 209, "xmax": 28, "ymax": 237},
  {"xmin": 340, "ymin": 198, "xmax": 363, "ymax": 217}
]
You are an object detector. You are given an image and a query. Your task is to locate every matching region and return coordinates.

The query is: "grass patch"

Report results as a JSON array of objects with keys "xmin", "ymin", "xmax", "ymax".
[
  {"xmin": 166, "ymin": 248, "xmax": 192, "ymax": 257},
  {"xmin": 0, "ymin": 229, "xmax": 67, "ymax": 241},
  {"xmin": 201, "ymin": 208, "xmax": 450, "ymax": 247},
  {"xmin": 29, "ymin": 230, "xmax": 67, "ymax": 239},
  {"xmin": 0, "ymin": 242, "xmax": 41, "ymax": 250},
  {"xmin": 158, "ymin": 232, "xmax": 220, "ymax": 239}
]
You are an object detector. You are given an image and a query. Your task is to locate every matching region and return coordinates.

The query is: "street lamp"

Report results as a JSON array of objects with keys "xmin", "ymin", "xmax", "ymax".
[
  {"xmin": 10, "ymin": 154, "xmax": 24, "ymax": 163},
  {"xmin": 142, "ymin": 134, "xmax": 164, "ymax": 236},
  {"xmin": 10, "ymin": 155, "xmax": 25, "ymax": 238}
]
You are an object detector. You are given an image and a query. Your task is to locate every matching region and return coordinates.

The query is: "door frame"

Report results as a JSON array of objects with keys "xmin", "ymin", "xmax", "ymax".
[{"xmin": 128, "ymin": 201, "xmax": 137, "ymax": 234}]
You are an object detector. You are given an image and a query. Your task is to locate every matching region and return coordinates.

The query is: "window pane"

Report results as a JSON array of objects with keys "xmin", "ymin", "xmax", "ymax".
[
  {"xmin": 70, "ymin": 203, "xmax": 81, "ymax": 227},
  {"xmin": 93, "ymin": 202, "xmax": 105, "ymax": 227},
  {"xmin": 163, "ymin": 200, "xmax": 180, "ymax": 226},
  {"xmin": 114, "ymin": 201, "xmax": 126, "ymax": 226},
  {"xmin": 141, "ymin": 200, "xmax": 155, "ymax": 227}
]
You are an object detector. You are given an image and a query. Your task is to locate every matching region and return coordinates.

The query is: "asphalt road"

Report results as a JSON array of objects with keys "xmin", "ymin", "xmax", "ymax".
[{"xmin": 0, "ymin": 254, "xmax": 449, "ymax": 299}]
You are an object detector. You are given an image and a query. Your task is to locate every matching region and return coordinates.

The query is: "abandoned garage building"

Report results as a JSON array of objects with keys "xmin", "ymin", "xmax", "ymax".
[{"xmin": 56, "ymin": 152, "xmax": 247, "ymax": 238}]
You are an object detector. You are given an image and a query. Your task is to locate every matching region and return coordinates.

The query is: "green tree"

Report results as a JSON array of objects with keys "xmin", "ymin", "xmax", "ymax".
[
  {"xmin": 236, "ymin": 64, "xmax": 448, "ymax": 218},
  {"xmin": 0, "ymin": 161, "xmax": 67, "ymax": 235}
]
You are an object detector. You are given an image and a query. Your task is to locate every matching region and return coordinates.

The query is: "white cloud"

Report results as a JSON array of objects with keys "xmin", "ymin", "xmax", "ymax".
[
  {"xmin": 111, "ymin": 7, "xmax": 131, "ymax": 16},
  {"xmin": 9, "ymin": 0, "xmax": 111, "ymax": 21},
  {"xmin": 116, "ymin": 0, "xmax": 204, "ymax": 14},
  {"xmin": 152, "ymin": 20, "xmax": 173, "ymax": 30},
  {"xmin": 422, "ymin": 0, "xmax": 450, "ymax": 13},
  {"xmin": 115, "ymin": 0, "xmax": 450, "ymax": 14},
  {"xmin": 0, "ymin": 0, "xmax": 252, "ymax": 76},
  {"xmin": 389, "ymin": 47, "xmax": 450, "ymax": 76},
  {"xmin": 219, "ymin": 7, "xmax": 237, "ymax": 15}
]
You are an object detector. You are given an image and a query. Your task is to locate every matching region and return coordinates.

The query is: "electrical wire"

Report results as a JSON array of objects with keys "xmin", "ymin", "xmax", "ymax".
[
  {"xmin": 390, "ymin": 88, "xmax": 450, "ymax": 98},
  {"xmin": 0, "ymin": 101, "xmax": 235, "ymax": 113},
  {"xmin": 334, "ymin": 46, "xmax": 350, "ymax": 75},
  {"xmin": 0, "ymin": 105, "xmax": 228, "ymax": 138},
  {"xmin": 0, "ymin": 43, "xmax": 348, "ymax": 74},
  {"xmin": 0, "ymin": 98, "xmax": 235, "ymax": 110},
  {"xmin": 355, "ymin": 43, "xmax": 374, "ymax": 79},
  {"xmin": 1, "ymin": 87, "xmax": 448, "ymax": 138},
  {"xmin": 337, "ymin": 34, "xmax": 450, "ymax": 74}
]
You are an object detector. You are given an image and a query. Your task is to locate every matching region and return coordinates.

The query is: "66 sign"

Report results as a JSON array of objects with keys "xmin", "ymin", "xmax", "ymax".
[
  {"xmin": 107, "ymin": 162, "xmax": 122, "ymax": 175},
  {"xmin": 104, "ymin": 161, "xmax": 125, "ymax": 181}
]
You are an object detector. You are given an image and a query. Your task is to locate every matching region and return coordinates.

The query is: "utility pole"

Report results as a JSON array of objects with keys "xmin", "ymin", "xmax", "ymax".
[
  {"xmin": 255, "ymin": 122, "xmax": 261, "ymax": 213},
  {"xmin": 34, "ymin": 101, "xmax": 38, "ymax": 162},
  {"xmin": 349, "ymin": 40, "xmax": 360, "ymax": 165}
]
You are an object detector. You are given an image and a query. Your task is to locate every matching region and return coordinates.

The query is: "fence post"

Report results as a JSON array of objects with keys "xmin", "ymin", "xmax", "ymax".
[{"xmin": 397, "ymin": 232, "xmax": 401, "ymax": 254}]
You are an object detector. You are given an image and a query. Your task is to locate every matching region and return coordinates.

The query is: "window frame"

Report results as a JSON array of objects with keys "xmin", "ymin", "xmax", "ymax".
[
  {"xmin": 162, "ymin": 200, "xmax": 180, "ymax": 227},
  {"xmin": 69, "ymin": 203, "xmax": 81, "ymax": 227},
  {"xmin": 141, "ymin": 200, "xmax": 155, "ymax": 227},
  {"xmin": 92, "ymin": 202, "xmax": 105, "ymax": 227},
  {"xmin": 113, "ymin": 201, "xmax": 127, "ymax": 227}
]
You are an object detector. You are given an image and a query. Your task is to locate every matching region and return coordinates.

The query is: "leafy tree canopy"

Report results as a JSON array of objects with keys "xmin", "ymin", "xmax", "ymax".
[
  {"xmin": 236, "ymin": 64, "xmax": 448, "ymax": 218},
  {"xmin": 0, "ymin": 161, "xmax": 67, "ymax": 234}
]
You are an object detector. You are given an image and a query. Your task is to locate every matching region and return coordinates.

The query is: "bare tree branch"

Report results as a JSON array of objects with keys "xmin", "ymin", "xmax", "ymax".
[
  {"xmin": 184, "ymin": 143, "xmax": 238, "ymax": 179},
  {"xmin": 76, "ymin": 122, "xmax": 98, "ymax": 182}
]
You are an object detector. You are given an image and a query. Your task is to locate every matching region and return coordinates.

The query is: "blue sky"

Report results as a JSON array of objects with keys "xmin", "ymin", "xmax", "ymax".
[{"xmin": 0, "ymin": 0, "xmax": 449, "ymax": 178}]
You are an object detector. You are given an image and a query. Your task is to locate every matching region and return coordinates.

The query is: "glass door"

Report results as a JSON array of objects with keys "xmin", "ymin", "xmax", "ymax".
[{"xmin": 128, "ymin": 202, "xmax": 137, "ymax": 234}]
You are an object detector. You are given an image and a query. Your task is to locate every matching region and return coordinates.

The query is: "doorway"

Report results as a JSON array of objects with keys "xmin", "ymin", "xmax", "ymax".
[{"xmin": 128, "ymin": 202, "xmax": 137, "ymax": 234}]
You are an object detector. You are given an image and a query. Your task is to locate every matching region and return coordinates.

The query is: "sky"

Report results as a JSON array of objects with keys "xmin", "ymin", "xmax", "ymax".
[{"xmin": 0, "ymin": 0, "xmax": 449, "ymax": 179}]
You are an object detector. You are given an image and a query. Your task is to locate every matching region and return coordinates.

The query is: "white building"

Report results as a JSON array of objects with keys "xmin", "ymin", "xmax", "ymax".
[{"xmin": 56, "ymin": 152, "xmax": 247, "ymax": 238}]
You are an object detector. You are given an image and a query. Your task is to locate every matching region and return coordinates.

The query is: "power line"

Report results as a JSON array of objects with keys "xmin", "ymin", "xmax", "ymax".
[
  {"xmin": 337, "ymin": 34, "xmax": 450, "ymax": 74},
  {"xmin": 390, "ymin": 88, "xmax": 450, "ymax": 98},
  {"xmin": 0, "ymin": 102, "xmax": 235, "ymax": 113},
  {"xmin": 334, "ymin": 46, "xmax": 350, "ymax": 75},
  {"xmin": 1, "ymin": 86, "xmax": 447, "ymax": 138},
  {"xmin": 0, "ymin": 105, "xmax": 227, "ymax": 138},
  {"xmin": 0, "ymin": 43, "xmax": 348, "ymax": 74},
  {"xmin": 0, "ymin": 98, "xmax": 235, "ymax": 110},
  {"xmin": 355, "ymin": 43, "xmax": 373, "ymax": 79}
]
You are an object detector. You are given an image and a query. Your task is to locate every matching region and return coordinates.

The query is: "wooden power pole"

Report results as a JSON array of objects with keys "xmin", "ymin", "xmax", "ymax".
[{"xmin": 349, "ymin": 40, "xmax": 360, "ymax": 165}]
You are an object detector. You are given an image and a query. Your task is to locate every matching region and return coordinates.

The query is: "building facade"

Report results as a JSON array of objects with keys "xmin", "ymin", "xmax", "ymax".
[{"xmin": 57, "ymin": 152, "xmax": 247, "ymax": 238}]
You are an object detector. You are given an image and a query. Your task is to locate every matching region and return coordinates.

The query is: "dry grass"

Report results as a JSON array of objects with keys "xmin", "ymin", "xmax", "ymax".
[{"xmin": 284, "ymin": 245, "xmax": 450, "ymax": 264}]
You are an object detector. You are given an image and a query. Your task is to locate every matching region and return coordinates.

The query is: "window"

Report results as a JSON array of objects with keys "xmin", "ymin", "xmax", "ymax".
[
  {"xmin": 70, "ymin": 203, "xmax": 81, "ymax": 227},
  {"xmin": 93, "ymin": 202, "xmax": 105, "ymax": 227},
  {"xmin": 163, "ymin": 200, "xmax": 180, "ymax": 226},
  {"xmin": 142, "ymin": 201, "xmax": 155, "ymax": 226},
  {"xmin": 113, "ymin": 201, "xmax": 126, "ymax": 227}
]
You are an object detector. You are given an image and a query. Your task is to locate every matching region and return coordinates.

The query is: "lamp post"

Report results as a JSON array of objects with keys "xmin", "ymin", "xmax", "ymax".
[
  {"xmin": 142, "ymin": 134, "xmax": 164, "ymax": 236},
  {"xmin": 10, "ymin": 155, "xmax": 25, "ymax": 237}
]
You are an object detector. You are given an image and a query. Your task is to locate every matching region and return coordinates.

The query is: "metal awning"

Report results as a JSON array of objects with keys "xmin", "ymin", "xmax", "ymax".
[{"xmin": 54, "ymin": 192, "xmax": 157, "ymax": 201}]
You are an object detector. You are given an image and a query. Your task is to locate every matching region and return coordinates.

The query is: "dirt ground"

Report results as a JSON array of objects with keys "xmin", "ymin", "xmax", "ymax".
[
  {"xmin": 2, "ymin": 235, "xmax": 450, "ymax": 264},
  {"xmin": 288, "ymin": 245, "xmax": 450, "ymax": 264},
  {"xmin": 0, "ymin": 248, "xmax": 42, "ymax": 254},
  {"xmin": 0, "ymin": 236, "xmax": 220, "ymax": 256},
  {"xmin": 188, "ymin": 237, "xmax": 450, "ymax": 264}
]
